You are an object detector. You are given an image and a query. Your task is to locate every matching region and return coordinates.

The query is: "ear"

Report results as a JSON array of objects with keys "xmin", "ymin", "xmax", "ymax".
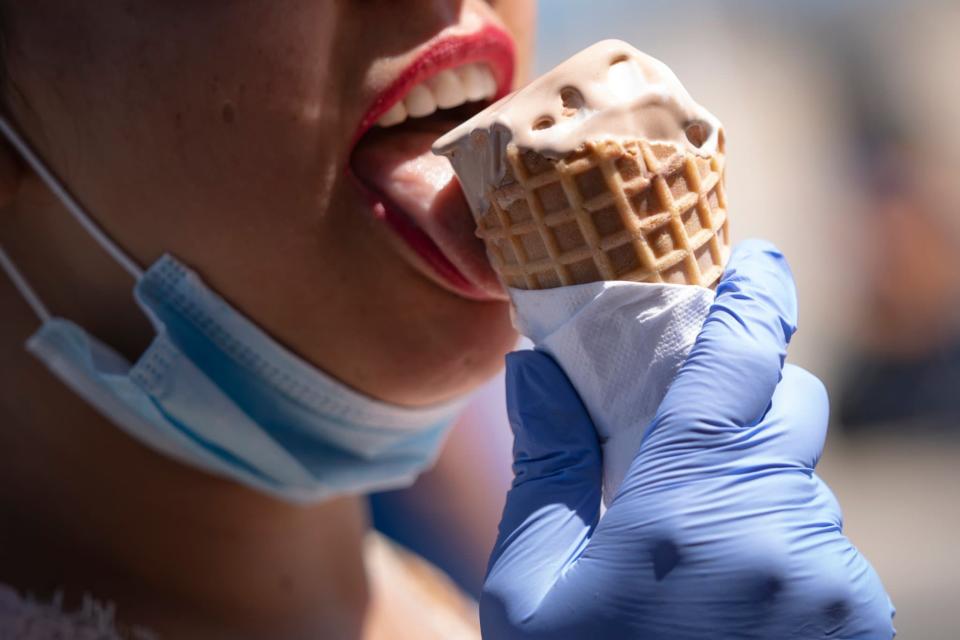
[{"xmin": 0, "ymin": 135, "xmax": 23, "ymax": 208}]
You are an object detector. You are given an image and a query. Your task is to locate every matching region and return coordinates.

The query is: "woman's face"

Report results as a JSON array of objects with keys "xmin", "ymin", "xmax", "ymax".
[{"xmin": 1, "ymin": 1, "xmax": 535, "ymax": 406}]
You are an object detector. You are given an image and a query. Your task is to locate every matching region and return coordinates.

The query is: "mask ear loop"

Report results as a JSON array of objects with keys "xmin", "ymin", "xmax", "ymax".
[
  {"xmin": 0, "ymin": 245, "xmax": 50, "ymax": 322},
  {"xmin": 0, "ymin": 115, "xmax": 143, "ymax": 281}
]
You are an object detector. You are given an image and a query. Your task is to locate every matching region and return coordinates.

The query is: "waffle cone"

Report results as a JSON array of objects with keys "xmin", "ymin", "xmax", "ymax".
[{"xmin": 476, "ymin": 132, "xmax": 730, "ymax": 289}]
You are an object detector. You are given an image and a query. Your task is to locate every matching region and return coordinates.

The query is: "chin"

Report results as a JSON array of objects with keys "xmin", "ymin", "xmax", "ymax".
[{"xmin": 380, "ymin": 288, "xmax": 517, "ymax": 407}]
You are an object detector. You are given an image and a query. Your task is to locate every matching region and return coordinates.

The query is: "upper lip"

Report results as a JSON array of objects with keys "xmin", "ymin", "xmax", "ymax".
[{"xmin": 349, "ymin": 25, "xmax": 516, "ymax": 151}]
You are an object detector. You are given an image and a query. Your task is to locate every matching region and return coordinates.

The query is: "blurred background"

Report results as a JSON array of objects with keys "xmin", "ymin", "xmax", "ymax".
[{"xmin": 374, "ymin": 2, "xmax": 960, "ymax": 638}]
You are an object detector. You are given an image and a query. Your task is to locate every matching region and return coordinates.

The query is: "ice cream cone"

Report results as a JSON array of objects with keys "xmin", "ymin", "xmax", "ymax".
[
  {"xmin": 476, "ymin": 134, "xmax": 729, "ymax": 289},
  {"xmin": 434, "ymin": 39, "xmax": 731, "ymax": 290}
]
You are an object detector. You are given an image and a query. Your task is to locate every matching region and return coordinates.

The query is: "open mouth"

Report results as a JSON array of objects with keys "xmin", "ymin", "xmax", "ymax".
[{"xmin": 348, "ymin": 27, "xmax": 515, "ymax": 301}]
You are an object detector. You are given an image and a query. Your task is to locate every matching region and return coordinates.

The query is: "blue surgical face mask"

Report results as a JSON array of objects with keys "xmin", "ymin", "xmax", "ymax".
[{"xmin": 0, "ymin": 116, "xmax": 465, "ymax": 503}]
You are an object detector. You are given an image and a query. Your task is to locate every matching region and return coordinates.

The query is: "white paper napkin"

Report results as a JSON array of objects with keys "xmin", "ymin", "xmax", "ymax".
[{"xmin": 510, "ymin": 282, "xmax": 715, "ymax": 504}]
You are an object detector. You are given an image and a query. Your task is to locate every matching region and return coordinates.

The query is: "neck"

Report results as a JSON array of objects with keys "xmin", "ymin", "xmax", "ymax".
[{"xmin": 0, "ymin": 278, "xmax": 371, "ymax": 639}]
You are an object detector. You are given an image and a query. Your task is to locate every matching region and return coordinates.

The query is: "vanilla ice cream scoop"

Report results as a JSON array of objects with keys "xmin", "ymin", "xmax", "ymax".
[{"xmin": 434, "ymin": 41, "xmax": 731, "ymax": 504}]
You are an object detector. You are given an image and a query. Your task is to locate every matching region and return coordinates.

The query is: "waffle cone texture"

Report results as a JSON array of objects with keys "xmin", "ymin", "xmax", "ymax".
[{"xmin": 476, "ymin": 132, "xmax": 730, "ymax": 289}]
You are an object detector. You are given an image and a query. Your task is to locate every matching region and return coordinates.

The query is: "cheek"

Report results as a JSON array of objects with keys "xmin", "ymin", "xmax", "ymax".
[{"xmin": 7, "ymin": 1, "xmax": 346, "ymax": 264}]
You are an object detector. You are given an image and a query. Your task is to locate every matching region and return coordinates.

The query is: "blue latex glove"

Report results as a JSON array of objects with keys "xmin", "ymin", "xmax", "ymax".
[{"xmin": 483, "ymin": 240, "xmax": 895, "ymax": 639}]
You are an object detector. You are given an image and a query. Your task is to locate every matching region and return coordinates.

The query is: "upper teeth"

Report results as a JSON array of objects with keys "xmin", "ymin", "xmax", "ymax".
[{"xmin": 376, "ymin": 63, "xmax": 497, "ymax": 128}]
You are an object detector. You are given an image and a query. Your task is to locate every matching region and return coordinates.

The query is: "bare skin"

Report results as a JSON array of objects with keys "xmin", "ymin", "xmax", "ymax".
[{"xmin": 0, "ymin": 1, "xmax": 534, "ymax": 637}]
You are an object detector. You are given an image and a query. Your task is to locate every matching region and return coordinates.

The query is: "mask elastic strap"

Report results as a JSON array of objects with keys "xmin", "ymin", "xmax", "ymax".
[
  {"xmin": 0, "ymin": 115, "xmax": 143, "ymax": 280},
  {"xmin": 0, "ymin": 245, "xmax": 50, "ymax": 322}
]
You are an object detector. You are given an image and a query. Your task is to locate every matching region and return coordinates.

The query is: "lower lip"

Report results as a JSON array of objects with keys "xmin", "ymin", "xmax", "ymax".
[{"xmin": 350, "ymin": 176, "xmax": 497, "ymax": 301}]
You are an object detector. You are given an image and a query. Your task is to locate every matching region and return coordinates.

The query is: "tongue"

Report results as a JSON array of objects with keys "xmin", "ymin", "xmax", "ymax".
[
  {"xmin": 352, "ymin": 127, "xmax": 460, "ymax": 221},
  {"xmin": 351, "ymin": 124, "xmax": 504, "ymax": 298}
]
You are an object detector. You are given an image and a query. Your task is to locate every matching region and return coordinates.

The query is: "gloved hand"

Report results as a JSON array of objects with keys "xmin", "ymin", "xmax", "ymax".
[{"xmin": 482, "ymin": 240, "xmax": 895, "ymax": 639}]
